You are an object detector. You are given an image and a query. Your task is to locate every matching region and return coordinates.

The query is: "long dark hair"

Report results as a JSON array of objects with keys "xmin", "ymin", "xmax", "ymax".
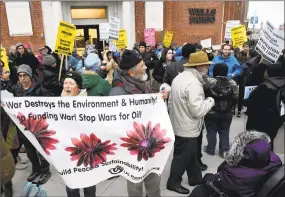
[
  {"xmin": 0, "ymin": 60, "xmax": 4, "ymax": 74},
  {"xmin": 160, "ymin": 48, "xmax": 175, "ymax": 63}
]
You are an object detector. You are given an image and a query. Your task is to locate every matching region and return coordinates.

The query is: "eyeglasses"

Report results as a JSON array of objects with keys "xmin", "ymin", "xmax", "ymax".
[{"xmin": 18, "ymin": 73, "xmax": 30, "ymax": 79}]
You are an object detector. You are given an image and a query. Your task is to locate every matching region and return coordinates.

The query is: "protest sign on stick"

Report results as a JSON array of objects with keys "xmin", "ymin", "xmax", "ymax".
[
  {"xmin": 163, "ymin": 31, "xmax": 173, "ymax": 48},
  {"xmin": 144, "ymin": 28, "xmax": 156, "ymax": 47},
  {"xmin": 109, "ymin": 17, "xmax": 120, "ymax": 40},
  {"xmin": 255, "ymin": 21, "xmax": 284, "ymax": 64},
  {"xmin": 0, "ymin": 47, "xmax": 9, "ymax": 71},
  {"xmin": 231, "ymin": 25, "xmax": 247, "ymax": 48},
  {"xmin": 1, "ymin": 92, "xmax": 174, "ymax": 189}
]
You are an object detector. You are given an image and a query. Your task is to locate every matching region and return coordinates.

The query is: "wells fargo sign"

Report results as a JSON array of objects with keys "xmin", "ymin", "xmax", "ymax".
[{"xmin": 189, "ymin": 8, "xmax": 216, "ymax": 24}]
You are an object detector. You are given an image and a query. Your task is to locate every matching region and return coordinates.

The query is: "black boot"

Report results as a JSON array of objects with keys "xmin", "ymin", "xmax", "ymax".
[
  {"xmin": 198, "ymin": 159, "xmax": 208, "ymax": 171},
  {"xmin": 4, "ymin": 181, "xmax": 13, "ymax": 197}
]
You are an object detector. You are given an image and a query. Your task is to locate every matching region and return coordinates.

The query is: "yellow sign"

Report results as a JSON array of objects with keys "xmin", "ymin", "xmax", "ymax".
[
  {"xmin": 0, "ymin": 47, "xmax": 9, "ymax": 71},
  {"xmin": 163, "ymin": 31, "xmax": 173, "ymax": 48},
  {"xmin": 116, "ymin": 29, "xmax": 127, "ymax": 49},
  {"xmin": 54, "ymin": 21, "xmax": 77, "ymax": 56},
  {"xmin": 231, "ymin": 25, "xmax": 247, "ymax": 48}
]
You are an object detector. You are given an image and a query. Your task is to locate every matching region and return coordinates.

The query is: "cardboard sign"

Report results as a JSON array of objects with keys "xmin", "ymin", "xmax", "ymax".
[
  {"xmin": 99, "ymin": 23, "xmax": 110, "ymax": 40},
  {"xmin": 1, "ymin": 91, "xmax": 174, "ymax": 189},
  {"xmin": 0, "ymin": 47, "xmax": 9, "ymax": 71},
  {"xmin": 231, "ymin": 25, "xmax": 247, "ymax": 48},
  {"xmin": 54, "ymin": 21, "xmax": 76, "ymax": 56},
  {"xmin": 212, "ymin": 45, "xmax": 221, "ymax": 51},
  {"xmin": 255, "ymin": 21, "xmax": 284, "ymax": 64},
  {"xmin": 116, "ymin": 29, "xmax": 127, "ymax": 49},
  {"xmin": 109, "ymin": 17, "xmax": 120, "ymax": 40},
  {"xmin": 224, "ymin": 20, "xmax": 240, "ymax": 40},
  {"xmin": 200, "ymin": 38, "xmax": 212, "ymax": 49},
  {"xmin": 244, "ymin": 86, "xmax": 257, "ymax": 99},
  {"xmin": 163, "ymin": 31, "xmax": 173, "ymax": 48},
  {"xmin": 144, "ymin": 28, "xmax": 156, "ymax": 47}
]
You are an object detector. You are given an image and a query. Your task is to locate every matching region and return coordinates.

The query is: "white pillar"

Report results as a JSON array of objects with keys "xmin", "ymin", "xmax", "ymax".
[
  {"xmin": 122, "ymin": 1, "xmax": 135, "ymax": 49},
  {"xmin": 41, "ymin": 1, "xmax": 63, "ymax": 49}
]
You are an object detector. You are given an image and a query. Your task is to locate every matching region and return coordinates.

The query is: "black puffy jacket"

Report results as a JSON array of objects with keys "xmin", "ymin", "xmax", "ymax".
[
  {"xmin": 15, "ymin": 51, "xmax": 39, "ymax": 76},
  {"xmin": 42, "ymin": 67, "xmax": 63, "ymax": 96}
]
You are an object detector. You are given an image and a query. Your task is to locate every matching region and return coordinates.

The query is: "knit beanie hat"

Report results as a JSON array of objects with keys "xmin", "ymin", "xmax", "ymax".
[
  {"xmin": 84, "ymin": 53, "xmax": 101, "ymax": 71},
  {"xmin": 64, "ymin": 72, "xmax": 82, "ymax": 89},
  {"xmin": 266, "ymin": 63, "xmax": 285, "ymax": 77},
  {"xmin": 17, "ymin": 64, "xmax": 32, "ymax": 78},
  {"xmin": 139, "ymin": 41, "xmax": 146, "ymax": 48},
  {"xmin": 119, "ymin": 49, "xmax": 142, "ymax": 70},
  {"xmin": 16, "ymin": 43, "xmax": 24, "ymax": 50},
  {"xmin": 43, "ymin": 55, "xmax": 56, "ymax": 66}
]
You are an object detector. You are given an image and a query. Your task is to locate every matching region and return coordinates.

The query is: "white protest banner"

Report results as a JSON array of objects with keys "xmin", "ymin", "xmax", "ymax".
[
  {"xmin": 212, "ymin": 45, "xmax": 221, "ymax": 50},
  {"xmin": 244, "ymin": 86, "xmax": 257, "ymax": 99},
  {"xmin": 109, "ymin": 17, "xmax": 120, "ymax": 40},
  {"xmin": 1, "ymin": 91, "xmax": 174, "ymax": 189},
  {"xmin": 200, "ymin": 38, "xmax": 211, "ymax": 48},
  {"xmin": 255, "ymin": 21, "xmax": 284, "ymax": 64},
  {"xmin": 224, "ymin": 20, "xmax": 240, "ymax": 40},
  {"xmin": 99, "ymin": 23, "xmax": 110, "ymax": 40}
]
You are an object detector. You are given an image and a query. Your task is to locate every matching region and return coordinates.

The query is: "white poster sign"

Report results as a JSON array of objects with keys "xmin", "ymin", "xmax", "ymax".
[
  {"xmin": 109, "ymin": 17, "xmax": 120, "ymax": 40},
  {"xmin": 212, "ymin": 45, "xmax": 221, "ymax": 50},
  {"xmin": 224, "ymin": 20, "xmax": 240, "ymax": 40},
  {"xmin": 255, "ymin": 21, "xmax": 285, "ymax": 64},
  {"xmin": 200, "ymin": 38, "xmax": 212, "ymax": 49},
  {"xmin": 1, "ymin": 92, "xmax": 174, "ymax": 189},
  {"xmin": 99, "ymin": 23, "xmax": 110, "ymax": 40},
  {"xmin": 244, "ymin": 86, "xmax": 257, "ymax": 99}
]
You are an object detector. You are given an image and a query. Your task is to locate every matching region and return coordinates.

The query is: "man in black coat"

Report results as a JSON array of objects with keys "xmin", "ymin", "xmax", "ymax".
[
  {"xmin": 10, "ymin": 64, "xmax": 52, "ymax": 185},
  {"xmin": 15, "ymin": 43, "xmax": 39, "ymax": 76},
  {"xmin": 139, "ymin": 41, "xmax": 153, "ymax": 80}
]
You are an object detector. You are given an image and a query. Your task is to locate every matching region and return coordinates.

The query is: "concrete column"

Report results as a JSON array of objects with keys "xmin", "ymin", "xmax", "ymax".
[
  {"xmin": 41, "ymin": 1, "xmax": 63, "ymax": 49},
  {"xmin": 122, "ymin": 1, "xmax": 135, "ymax": 49}
]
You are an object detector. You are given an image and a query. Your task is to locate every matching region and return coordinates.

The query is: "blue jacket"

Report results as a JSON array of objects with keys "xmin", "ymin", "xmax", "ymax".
[
  {"xmin": 174, "ymin": 47, "xmax": 183, "ymax": 62},
  {"xmin": 209, "ymin": 54, "xmax": 242, "ymax": 78}
]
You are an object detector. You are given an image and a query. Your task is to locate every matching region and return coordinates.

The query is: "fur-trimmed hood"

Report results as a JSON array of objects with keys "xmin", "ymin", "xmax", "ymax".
[{"xmin": 225, "ymin": 131, "xmax": 271, "ymax": 166}]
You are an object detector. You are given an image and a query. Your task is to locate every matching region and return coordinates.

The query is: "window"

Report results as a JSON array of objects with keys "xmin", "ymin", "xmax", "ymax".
[{"xmin": 71, "ymin": 8, "xmax": 107, "ymax": 19}]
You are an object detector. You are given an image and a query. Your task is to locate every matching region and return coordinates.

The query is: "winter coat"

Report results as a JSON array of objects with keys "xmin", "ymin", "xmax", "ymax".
[
  {"xmin": 174, "ymin": 47, "xmax": 183, "ymax": 62},
  {"xmin": 210, "ymin": 54, "xmax": 242, "ymax": 78},
  {"xmin": 203, "ymin": 131, "xmax": 282, "ymax": 197},
  {"xmin": 82, "ymin": 70, "xmax": 112, "ymax": 96},
  {"xmin": 0, "ymin": 132, "xmax": 15, "ymax": 186},
  {"xmin": 11, "ymin": 75, "xmax": 50, "ymax": 97},
  {"xmin": 163, "ymin": 57, "xmax": 186, "ymax": 86},
  {"xmin": 169, "ymin": 68, "xmax": 214, "ymax": 138},
  {"xmin": 152, "ymin": 60, "xmax": 169, "ymax": 83},
  {"xmin": 246, "ymin": 76, "xmax": 285, "ymax": 139},
  {"xmin": 42, "ymin": 66, "xmax": 63, "ymax": 96},
  {"xmin": 141, "ymin": 52, "xmax": 153, "ymax": 78},
  {"xmin": 242, "ymin": 55, "xmax": 269, "ymax": 86},
  {"xmin": 15, "ymin": 51, "xmax": 39, "ymax": 76},
  {"xmin": 155, "ymin": 48, "xmax": 164, "ymax": 59}
]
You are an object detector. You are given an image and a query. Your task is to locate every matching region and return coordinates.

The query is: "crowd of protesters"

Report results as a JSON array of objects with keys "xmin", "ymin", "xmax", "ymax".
[{"xmin": 0, "ymin": 37, "xmax": 284, "ymax": 197}]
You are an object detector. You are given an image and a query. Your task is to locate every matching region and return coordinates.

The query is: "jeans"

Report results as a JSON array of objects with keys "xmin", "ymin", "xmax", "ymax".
[
  {"xmin": 204, "ymin": 112, "xmax": 233, "ymax": 154},
  {"xmin": 66, "ymin": 186, "xmax": 96, "ymax": 197},
  {"xmin": 167, "ymin": 136, "xmax": 202, "ymax": 189}
]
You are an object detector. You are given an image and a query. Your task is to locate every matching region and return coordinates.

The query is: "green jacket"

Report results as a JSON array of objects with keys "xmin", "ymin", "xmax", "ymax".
[
  {"xmin": 0, "ymin": 132, "xmax": 15, "ymax": 186},
  {"xmin": 82, "ymin": 71, "xmax": 112, "ymax": 96}
]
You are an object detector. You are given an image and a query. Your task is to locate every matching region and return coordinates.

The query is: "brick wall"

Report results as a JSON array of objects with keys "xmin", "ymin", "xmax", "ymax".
[
  {"xmin": 0, "ymin": 1, "xmax": 45, "ymax": 52},
  {"xmin": 135, "ymin": 1, "xmax": 247, "ymax": 46}
]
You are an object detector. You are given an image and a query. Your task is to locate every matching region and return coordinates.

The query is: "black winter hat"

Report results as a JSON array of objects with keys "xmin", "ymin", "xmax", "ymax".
[
  {"xmin": 266, "ymin": 63, "xmax": 285, "ymax": 77},
  {"xmin": 182, "ymin": 43, "xmax": 196, "ymax": 58},
  {"xmin": 139, "ymin": 41, "xmax": 146, "ymax": 48},
  {"xmin": 64, "ymin": 71, "xmax": 83, "ymax": 89},
  {"xmin": 119, "ymin": 50, "xmax": 142, "ymax": 70}
]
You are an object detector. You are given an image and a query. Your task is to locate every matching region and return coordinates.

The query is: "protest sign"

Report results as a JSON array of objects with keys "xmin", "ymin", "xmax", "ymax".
[
  {"xmin": 54, "ymin": 21, "xmax": 76, "ymax": 56},
  {"xmin": 212, "ymin": 45, "xmax": 221, "ymax": 51},
  {"xmin": 231, "ymin": 25, "xmax": 247, "ymax": 48},
  {"xmin": 224, "ymin": 20, "xmax": 240, "ymax": 40},
  {"xmin": 144, "ymin": 28, "xmax": 156, "ymax": 47},
  {"xmin": 244, "ymin": 86, "xmax": 257, "ymax": 99},
  {"xmin": 0, "ymin": 47, "xmax": 9, "ymax": 71},
  {"xmin": 255, "ymin": 21, "xmax": 284, "ymax": 64},
  {"xmin": 1, "ymin": 91, "xmax": 174, "ymax": 189},
  {"xmin": 109, "ymin": 17, "xmax": 120, "ymax": 40},
  {"xmin": 200, "ymin": 38, "xmax": 212, "ymax": 49},
  {"xmin": 99, "ymin": 23, "xmax": 110, "ymax": 40},
  {"xmin": 163, "ymin": 31, "xmax": 173, "ymax": 48},
  {"xmin": 116, "ymin": 29, "xmax": 127, "ymax": 49},
  {"xmin": 109, "ymin": 40, "xmax": 117, "ymax": 52}
]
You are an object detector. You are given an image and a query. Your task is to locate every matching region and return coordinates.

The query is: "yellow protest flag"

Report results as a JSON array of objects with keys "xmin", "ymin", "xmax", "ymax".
[
  {"xmin": 231, "ymin": 25, "xmax": 247, "ymax": 48},
  {"xmin": 116, "ymin": 29, "xmax": 127, "ymax": 49},
  {"xmin": 54, "ymin": 21, "xmax": 77, "ymax": 56},
  {"xmin": 0, "ymin": 47, "xmax": 9, "ymax": 71},
  {"xmin": 163, "ymin": 31, "xmax": 173, "ymax": 48}
]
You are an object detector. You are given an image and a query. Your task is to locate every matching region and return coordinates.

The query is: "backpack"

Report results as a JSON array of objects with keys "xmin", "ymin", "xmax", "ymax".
[
  {"xmin": 207, "ymin": 77, "xmax": 234, "ymax": 113},
  {"xmin": 20, "ymin": 182, "xmax": 47, "ymax": 197},
  {"xmin": 264, "ymin": 79, "xmax": 285, "ymax": 116}
]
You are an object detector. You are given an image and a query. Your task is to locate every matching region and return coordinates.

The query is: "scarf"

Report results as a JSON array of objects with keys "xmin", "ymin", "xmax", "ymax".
[{"xmin": 117, "ymin": 69, "xmax": 152, "ymax": 94}]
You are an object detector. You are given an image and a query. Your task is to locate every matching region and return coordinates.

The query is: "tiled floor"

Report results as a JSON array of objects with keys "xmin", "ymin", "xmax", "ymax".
[{"xmin": 11, "ymin": 115, "xmax": 284, "ymax": 196}]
